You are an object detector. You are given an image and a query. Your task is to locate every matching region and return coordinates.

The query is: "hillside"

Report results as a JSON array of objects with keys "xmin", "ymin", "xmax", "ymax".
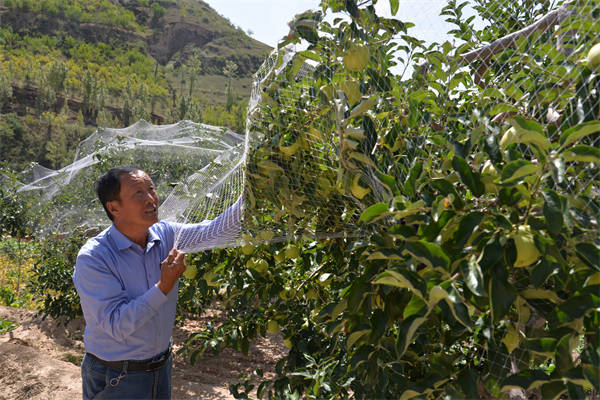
[{"xmin": 0, "ymin": 0, "xmax": 273, "ymax": 170}]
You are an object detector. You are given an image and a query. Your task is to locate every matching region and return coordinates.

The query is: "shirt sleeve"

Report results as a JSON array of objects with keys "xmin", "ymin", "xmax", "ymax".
[
  {"xmin": 73, "ymin": 250, "xmax": 168, "ymax": 343},
  {"xmin": 173, "ymin": 195, "xmax": 243, "ymax": 253}
]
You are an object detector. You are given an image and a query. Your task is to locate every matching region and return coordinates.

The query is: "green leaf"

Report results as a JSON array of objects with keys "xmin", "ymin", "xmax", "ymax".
[
  {"xmin": 498, "ymin": 187, "xmax": 523, "ymax": 206},
  {"xmin": 430, "ymin": 179, "xmax": 464, "ymax": 209},
  {"xmin": 404, "ymin": 294, "xmax": 427, "ymax": 318},
  {"xmin": 498, "ymin": 160, "xmax": 540, "ymax": 186},
  {"xmin": 347, "ymin": 329, "xmax": 370, "ymax": 349},
  {"xmin": 347, "ymin": 97, "xmax": 378, "ymax": 120},
  {"xmin": 427, "ymin": 285, "xmax": 448, "ymax": 307},
  {"xmin": 396, "ymin": 314, "xmax": 428, "ymax": 357},
  {"xmin": 297, "ymin": 49, "xmax": 321, "ymax": 62},
  {"xmin": 372, "ymin": 269, "xmax": 426, "ymax": 299},
  {"xmin": 394, "ymin": 200, "xmax": 426, "ymax": 219},
  {"xmin": 567, "ymin": 381, "xmax": 587, "ymax": 400},
  {"xmin": 489, "ymin": 102, "xmax": 518, "ymax": 115},
  {"xmin": 448, "ymin": 212, "xmax": 485, "ymax": 252},
  {"xmin": 190, "ymin": 348, "xmax": 203, "ymax": 365},
  {"xmin": 404, "ymin": 161, "xmax": 423, "ymax": 198},
  {"xmin": 360, "ymin": 202, "xmax": 389, "ymax": 223},
  {"xmin": 501, "ymin": 370, "xmax": 550, "ymax": 391},
  {"xmin": 376, "ymin": 171, "xmax": 398, "ymax": 194},
  {"xmin": 540, "ymin": 381, "xmax": 567, "ymax": 400},
  {"xmin": 558, "ymin": 121, "xmax": 600, "ymax": 150},
  {"xmin": 519, "ymin": 288, "xmax": 560, "ymax": 302},
  {"xmin": 562, "ymin": 367, "xmax": 589, "ymax": 387},
  {"xmin": 366, "ymin": 248, "xmax": 404, "ymax": 260},
  {"xmin": 479, "ymin": 239, "xmax": 504, "ymax": 273},
  {"xmin": 399, "ymin": 376, "xmax": 448, "ymax": 400},
  {"xmin": 389, "ymin": 0, "xmax": 399, "ymax": 15},
  {"xmin": 555, "ymin": 334, "xmax": 575, "ymax": 373},
  {"xmin": 508, "ymin": 117, "xmax": 551, "ymax": 151},
  {"xmin": 580, "ymin": 334, "xmax": 600, "ymax": 366},
  {"xmin": 457, "ymin": 368, "xmax": 479, "ymax": 399},
  {"xmin": 575, "ymin": 243, "xmax": 600, "ymax": 271},
  {"xmin": 525, "ymin": 337, "xmax": 558, "ymax": 355},
  {"xmin": 510, "ymin": 116, "xmax": 544, "ymax": 134},
  {"xmin": 542, "ymin": 190, "xmax": 565, "ymax": 234},
  {"xmin": 370, "ymin": 309, "xmax": 387, "ymax": 340},
  {"xmin": 531, "ymin": 257, "xmax": 559, "ymax": 287},
  {"xmin": 460, "ymin": 256, "xmax": 485, "ymax": 297},
  {"xmin": 561, "ymin": 145, "xmax": 600, "ymax": 163},
  {"xmin": 550, "ymin": 294, "xmax": 600, "ymax": 326},
  {"xmin": 452, "ymin": 156, "xmax": 484, "ymax": 197},
  {"xmin": 404, "ymin": 240, "xmax": 450, "ymax": 270},
  {"xmin": 442, "ymin": 292, "xmax": 472, "ymax": 330},
  {"xmin": 584, "ymin": 365, "xmax": 600, "ymax": 391},
  {"xmin": 490, "ymin": 276, "xmax": 516, "ymax": 323}
]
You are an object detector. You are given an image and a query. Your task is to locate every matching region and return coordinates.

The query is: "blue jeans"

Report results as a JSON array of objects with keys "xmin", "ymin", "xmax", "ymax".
[{"xmin": 81, "ymin": 351, "xmax": 172, "ymax": 399}]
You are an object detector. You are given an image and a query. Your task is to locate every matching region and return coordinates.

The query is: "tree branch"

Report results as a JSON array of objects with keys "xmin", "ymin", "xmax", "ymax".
[{"xmin": 460, "ymin": 2, "xmax": 575, "ymax": 64}]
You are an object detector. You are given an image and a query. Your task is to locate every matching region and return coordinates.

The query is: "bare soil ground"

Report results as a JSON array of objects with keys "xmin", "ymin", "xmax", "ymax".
[{"xmin": 0, "ymin": 305, "xmax": 286, "ymax": 400}]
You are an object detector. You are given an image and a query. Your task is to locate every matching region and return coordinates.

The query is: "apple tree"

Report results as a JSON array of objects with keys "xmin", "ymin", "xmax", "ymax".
[{"xmin": 181, "ymin": 0, "xmax": 599, "ymax": 398}]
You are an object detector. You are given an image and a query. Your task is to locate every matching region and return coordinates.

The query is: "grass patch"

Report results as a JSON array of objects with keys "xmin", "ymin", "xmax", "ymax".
[
  {"xmin": 63, "ymin": 352, "xmax": 84, "ymax": 366},
  {"xmin": 0, "ymin": 317, "xmax": 18, "ymax": 333},
  {"xmin": 0, "ymin": 237, "xmax": 41, "ymax": 309}
]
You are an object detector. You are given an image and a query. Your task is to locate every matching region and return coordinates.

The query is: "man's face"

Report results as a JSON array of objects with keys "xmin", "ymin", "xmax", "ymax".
[{"xmin": 107, "ymin": 170, "xmax": 159, "ymax": 229}]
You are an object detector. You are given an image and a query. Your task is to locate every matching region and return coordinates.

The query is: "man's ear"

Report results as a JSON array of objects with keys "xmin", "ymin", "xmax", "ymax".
[{"xmin": 106, "ymin": 200, "xmax": 120, "ymax": 218}]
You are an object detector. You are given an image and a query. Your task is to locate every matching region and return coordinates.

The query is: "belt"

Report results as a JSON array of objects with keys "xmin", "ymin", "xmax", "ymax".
[{"xmin": 87, "ymin": 349, "xmax": 171, "ymax": 372}]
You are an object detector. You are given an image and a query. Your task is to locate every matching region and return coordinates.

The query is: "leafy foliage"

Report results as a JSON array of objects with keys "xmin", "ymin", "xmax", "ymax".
[
  {"xmin": 0, "ymin": 318, "xmax": 18, "ymax": 333},
  {"xmin": 27, "ymin": 230, "xmax": 87, "ymax": 324},
  {"xmin": 179, "ymin": 0, "xmax": 600, "ymax": 398}
]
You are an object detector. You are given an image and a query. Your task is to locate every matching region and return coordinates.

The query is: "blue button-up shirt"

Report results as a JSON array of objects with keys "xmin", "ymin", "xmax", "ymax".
[{"xmin": 73, "ymin": 198, "xmax": 241, "ymax": 361}]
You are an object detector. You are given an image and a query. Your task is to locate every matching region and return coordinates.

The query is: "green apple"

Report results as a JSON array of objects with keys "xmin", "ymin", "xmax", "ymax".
[
  {"xmin": 481, "ymin": 160, "xmax": 498, "ymax": 194},
  {"xmin": 254, "ymin": 258, "xmax": 268, "ymax": 274},
  {"xmin": 343, "ymin": 43, "xmax": 370, "ymax": 72},
  {"xmin": 266, "ymin": 320, "xmax": 280, "ymax": 334},
  {"xmin": 274, "ymin": 251, "xmax": 285, "ymax": 262},
  {"xmin": 285, "ymin": 244, "xmax": 300, "ymax": 259},
  {"xmin": 183, "ymin": 264, "xmax": 198, "ymax": 279},
  {"xmin": 241, "ymin": 244, "xmax": 254, "ymax": 255},
  {"xmin": 587, "ymin": 43, "xmax": 600, "ymax": 70},
  {"xmin": 279, "ymin": 286, "xmax": 295, "ymax": 301}
]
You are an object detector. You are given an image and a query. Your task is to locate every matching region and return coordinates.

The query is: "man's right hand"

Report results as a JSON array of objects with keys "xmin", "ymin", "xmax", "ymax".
[{"xmin": 157, "ymin": 248, "xmax": 186, "ymax": 295}]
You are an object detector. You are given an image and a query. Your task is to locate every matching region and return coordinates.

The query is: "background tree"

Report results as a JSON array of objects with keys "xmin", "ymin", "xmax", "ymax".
[
  {"xmin": 223, "ymin": 60, "xmax": 238, "ymax": 112},
  {"xmin": 186, "ymin": 54, "xmax": 203, "ymax": 99},
  {"xmin": 0, "ymin": 69, "xmax": 12, "ymax": 108}
]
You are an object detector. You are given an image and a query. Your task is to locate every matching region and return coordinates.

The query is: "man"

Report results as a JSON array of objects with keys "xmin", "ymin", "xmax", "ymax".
[{"xmin": 73, "ymin": 166, "xmax": 242, "ymax": 399}]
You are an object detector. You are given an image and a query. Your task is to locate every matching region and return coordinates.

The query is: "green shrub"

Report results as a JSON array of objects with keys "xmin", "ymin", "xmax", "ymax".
[
  {"xmin": 0, "ymin": 318, "xmax": 18, "ymax": 333},
  {"xmin": 28, "ymin": 229, "xmax": 87, "ymax": 324}
]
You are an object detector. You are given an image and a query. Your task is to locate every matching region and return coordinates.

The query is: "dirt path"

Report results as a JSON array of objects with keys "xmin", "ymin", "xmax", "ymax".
[{"xmin": 0, "ymin": 306, "xmax": 286, "ymax": 399}]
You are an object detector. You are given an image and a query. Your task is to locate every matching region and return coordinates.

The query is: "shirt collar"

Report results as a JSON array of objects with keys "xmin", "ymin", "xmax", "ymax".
[{"xmin": 109, "ymin": 224, "xmax": 161, "ymax": 251}]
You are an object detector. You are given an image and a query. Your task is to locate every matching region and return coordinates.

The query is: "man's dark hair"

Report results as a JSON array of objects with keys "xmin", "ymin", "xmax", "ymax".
[{"xmin": 96, "ymin": 166, "xmax": 141, "ymax": 221}]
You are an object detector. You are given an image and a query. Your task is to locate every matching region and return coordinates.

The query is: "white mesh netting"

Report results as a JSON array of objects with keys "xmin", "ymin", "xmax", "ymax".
[{"xmin": 13, "ymin": 120, "xmax": 245, "ymax": 242}]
